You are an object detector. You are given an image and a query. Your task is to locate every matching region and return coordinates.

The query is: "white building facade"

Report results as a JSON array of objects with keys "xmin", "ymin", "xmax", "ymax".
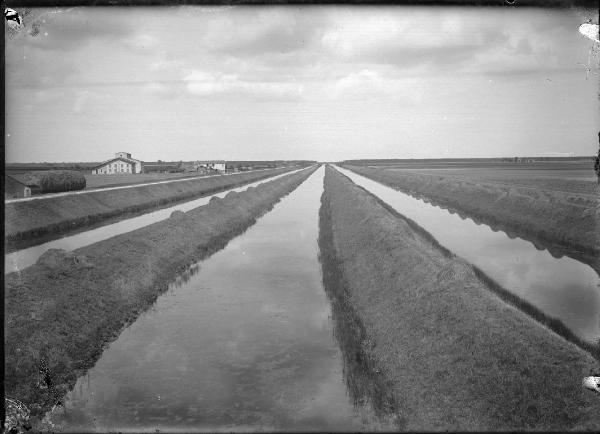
[
  {"xmin": 92, "ymin": 152, "xmax": 143, "ymax": 174},
  {"xmin": 197, "ymin": 161, "xmax": 226, "ymax": 172}
]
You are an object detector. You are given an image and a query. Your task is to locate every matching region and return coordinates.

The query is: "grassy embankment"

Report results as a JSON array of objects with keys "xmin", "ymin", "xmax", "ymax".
[
  {"xmin": 4, "ymin": 166, "xmax": 317, "ymax": 426},
  {"xmin": 343, "ymin": 165, "xmax": 599, "ymax": 272},
  {"xmin": 5, "ymin": 167, "xmax": 292, "ymax": 252},
  {"xmin": 319, "ymin": 166, "xmax": 600, "ymax": 430}
]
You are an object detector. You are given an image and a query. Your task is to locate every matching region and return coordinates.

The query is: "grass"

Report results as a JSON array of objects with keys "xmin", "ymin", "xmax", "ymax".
[
  {"xmin": 391, "ymin": 166, "xmax": 597, "ymax": 195},
  {"xmin": 317, "ymin": 190, "xmax": 402, "ymax": 429},
  {"xmin": 320, "ymin": 165, "xmax": 600, "ymax": 430},
  {"xmin": 333, "ymin": 167, "xmax": 600, "ymax": 358},
  {"xmin": 84, "ymin": 172, "xmax": 212, "ymax": 189},
  {"xmin": 343, "ymin": 164, "xmax": 599, "ymax": 273},
  {"xmin": 5, "ymin": 167, "xmax": 293, "ymax": 251},
  {"xmin": 4, "ymin": 166, "xmax": 317, "ymax": 428}
]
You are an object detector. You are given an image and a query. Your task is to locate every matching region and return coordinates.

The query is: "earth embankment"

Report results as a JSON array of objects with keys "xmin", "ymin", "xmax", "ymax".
[
  {"xmin": 343, "ymin": 165, "xmax": 599, "ymax": 272},
  {"xmin": 319, "ymin": 165, "xmax": 600, "ymax": 430},
  {"xmin": 5, "ymin": 167, "xmax": 293, "ymax": 251},
  {"xmin": 4, "ymin": 166, "xmax": 317, "ymax": 425}
]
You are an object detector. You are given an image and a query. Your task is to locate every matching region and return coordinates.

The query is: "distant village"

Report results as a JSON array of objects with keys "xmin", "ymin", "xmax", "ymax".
[
  {"xmin": 4, "ymin": 152, "xmax": 310, "ymax": 199},
  {"xmin": 90, "ymin": 152, "xmax": 228, "ymax": 175}
]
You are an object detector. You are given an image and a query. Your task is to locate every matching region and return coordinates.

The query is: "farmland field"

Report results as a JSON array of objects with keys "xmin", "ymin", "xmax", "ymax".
[
  {"xmin": 343, "ymin": 161, "xmax": 599, "ymax": 273},
  {"xmin": 5, "ymin": 163, "xmax": 600, "ymax": 432},
  {"xmin": 376, "ymin": 161, "xmax": 597, "ymax": 195},
  {"xmin": 84, "ymin": 168, "xmax": 293, "ymax": 189},
  {"xmin": 83, "ymin": 172, "xmax": 213, "ymax": 189}
]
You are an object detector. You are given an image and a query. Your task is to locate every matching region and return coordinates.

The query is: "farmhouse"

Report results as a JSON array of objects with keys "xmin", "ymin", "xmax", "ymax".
[
  {"xmin": 197, "ymin": 161, "xmax": 226, "ymax": 172},
  {"xmin": 92, "ymin": 152, "xmax": 143, "ymax": 174},
  {"xmin": 5, "ymin": 174, "xmax": 42, "ymax": 198}
]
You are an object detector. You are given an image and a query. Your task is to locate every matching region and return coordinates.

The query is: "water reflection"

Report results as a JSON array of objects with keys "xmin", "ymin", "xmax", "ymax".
[
  {"xmin": 398, "ymin": 189, "xmax": 595, "ymax": 266},
  {"xmin": 170, "ymin": 263, "xmax": 201, "ymax": 289},
  {"xmin": 336, "ymin": 166, "xmax": 600, "ymax": 344},
  {"xmin": 47, "ymin": 167, "xmax": 396, "ymax": 432},
  {"xmin": 5, "ymin": 169, "xmax": 306, "ymax": 273},
  {"xmin": 317, "ymin": 201, "xmax": 404, "ymax": 429}
]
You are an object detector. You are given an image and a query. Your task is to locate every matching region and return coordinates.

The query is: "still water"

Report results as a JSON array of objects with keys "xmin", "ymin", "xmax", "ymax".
[
  {"xmin": 5, "ymin": 169, "xmax": 304, "ymax": 273},
  {"xmin": 335, "ymin": 166, "xmax": 600, "ymax": 343},
  {"xmin": 47, "ymin": 167, "xmax": 397, "ymax": 432}
]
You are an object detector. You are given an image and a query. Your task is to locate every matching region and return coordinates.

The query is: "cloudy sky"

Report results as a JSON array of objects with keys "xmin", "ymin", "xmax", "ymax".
[{"xmin": 5, "ymin": 6, "xmax": 599, "ymax": 162}]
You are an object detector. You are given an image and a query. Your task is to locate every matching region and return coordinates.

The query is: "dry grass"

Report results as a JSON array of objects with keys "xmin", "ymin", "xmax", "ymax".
[
  {"xmin": 344, "ymin": 164, "xmax": 599, "ymax": 272},
  {"xmin": 320, "ymin": 165, "xmax": 600, "ymax": 430},
  {"xmin": 393, "ymin": 166, "xmax": 597, "ymax": 195},
  {"xmin": 5, "ymin": 167, "xmax": 292, "ymax": 250},
  {"xmin": 84, "ymin": 172, "xmax": 207, "ymax": 189},
  {"xmin": 4, "ymin": 166, "xmax": 317, "ymax": 427}
]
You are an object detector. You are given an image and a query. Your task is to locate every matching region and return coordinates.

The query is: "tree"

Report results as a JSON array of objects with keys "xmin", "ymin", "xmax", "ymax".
[{"xmin": 595, "ymin": 132, "xmax": 600, "ymax": 184}]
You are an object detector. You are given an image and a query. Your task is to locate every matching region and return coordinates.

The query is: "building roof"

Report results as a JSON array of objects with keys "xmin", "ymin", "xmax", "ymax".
[
  {"xmin": 92, "ymin": 157, "xmax": 140, "ymax": 169},
  {"xmin": 197, "ymin": 160, "xmax": 226, "ymax": 164},
  {"xmin": 6, "ymin": 173, "xmax": 42, "ymax": 187}
]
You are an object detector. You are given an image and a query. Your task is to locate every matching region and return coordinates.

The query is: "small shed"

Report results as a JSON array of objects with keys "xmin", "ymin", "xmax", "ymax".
[{"xmin": 5, "ymin": 174, "xmax": 42, "ymax": 198}]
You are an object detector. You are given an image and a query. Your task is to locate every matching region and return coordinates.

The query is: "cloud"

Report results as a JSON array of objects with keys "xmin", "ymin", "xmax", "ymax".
[
  {"xmin": 150, "ymin": 56, "xmax": 185, "ymax": 72},
  {"xmin": 5, "ymin": 8, "xmax": 141, "ymax": 89},
  {"xmin": 327, "ymin": 69, "xmax": 423, "ymax": 102},
  {"xmin": 73, "ymin": 90, "xmax": 90, "ymax": 112},
  {"xmin": 5, "ymin": 43, "xmax": 79, "ymax": 88},
  {"xmin": 319, "ymin": 8, "xmax": 584, "ymax": 77},
  {"xmin": 142, "ymin": 82, "xmax": 181, "ymax": 99},
  {"xmin": 331, "ymin": 70, "xmax": 386, "ymax": 98},
  {"xmin": 72, "ymin": 89, "xmax": 111, "ymax": 113},
  {"xmin": 124, "ymin": 33, "xmax": 159, "ymax": 53},
  {"xmin": 201, "ymin": 8, "xmax": 328, "ymax": 57},
  {"xmin": 183, "ymin": 70, "xmax": 303, "ymax": 100},
  {"xmin": 21, "ymin": 8, "xmax": 134, "ymax": 51},
  {"xmin": 321, "ymin": 11, "xmax": 465, "ymax": 57}
]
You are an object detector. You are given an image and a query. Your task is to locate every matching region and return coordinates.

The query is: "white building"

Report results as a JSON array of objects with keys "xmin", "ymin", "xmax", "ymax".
[
  {"xmin": 197, "ymin": 161, "xmax": 226, "ymax": 172},
  {"xmin": 91, "ymin": 152, "xmax": 143, "ymax": 174}
]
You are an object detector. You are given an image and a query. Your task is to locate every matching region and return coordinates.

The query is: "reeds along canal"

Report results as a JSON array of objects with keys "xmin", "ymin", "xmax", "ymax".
[
  {"xmin": 5, "ymin": 168, "xmax": 306, "ymax": 273},
  {"xmin": 334, "ymin": 166, "xmax": 600, "ymax": 345},
  {"xmin": 45, "ymin": 166, "xmax": 398, "ymax": 432}
]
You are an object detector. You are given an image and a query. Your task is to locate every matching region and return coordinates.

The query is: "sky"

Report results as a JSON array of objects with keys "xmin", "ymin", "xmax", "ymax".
[{"xmin": 5, "ymin": 6, "xmax": 599, "ymax": 162}]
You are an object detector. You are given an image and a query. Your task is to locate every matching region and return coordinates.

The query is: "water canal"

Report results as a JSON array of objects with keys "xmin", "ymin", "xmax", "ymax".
[
  {"xmin": 46, "ymin": 166, "xmax": 397, "ymax": 432},
  {"xmin": 5, "ymin": 168, "xmax": 305, "ymax": 273},
  {"xmin": 335, "ymin": 165, "xmax": 600, "ymax": 344}
]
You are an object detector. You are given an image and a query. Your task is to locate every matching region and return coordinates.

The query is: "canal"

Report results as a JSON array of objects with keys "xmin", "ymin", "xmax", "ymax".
[
  {"xmin": 46, "ymin": 166, "xmax": 397, "ymax": 432},
  {"xmin": 5, "ymin": 168, "xmax": 305, "ymax": 273},
  {"xmin": 335, "ymin": 165, "xmax": 600, "ymax": 344}
]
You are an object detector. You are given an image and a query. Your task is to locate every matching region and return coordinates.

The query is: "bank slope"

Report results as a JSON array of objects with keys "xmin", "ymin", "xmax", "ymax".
[
  {"xmin": 320, "ymin": 166, "xmax": 600, "ymax": 431},
  {"xmin": 5, "ymin": 167, "xmax": 293, "ymax": 251},
  {"xmin": 5, "ymin": 166, "xmax": 317, "ymax": 426},
  {"xmin": 343, "ymin": 164, "xmax": 599, "ymax": 272}
]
